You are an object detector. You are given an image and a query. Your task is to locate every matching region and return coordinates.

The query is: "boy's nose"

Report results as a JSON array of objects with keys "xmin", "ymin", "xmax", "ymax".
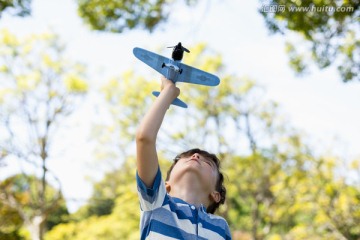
[{"xmin": 191, "ymin": 153, "xmax": 200, "ymax": 159}]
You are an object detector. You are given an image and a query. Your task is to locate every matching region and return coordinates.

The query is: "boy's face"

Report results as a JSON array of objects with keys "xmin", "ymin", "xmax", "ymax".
[{"xmin": 166, "ymin": 153, "xmax": 219, "ymax": 194}]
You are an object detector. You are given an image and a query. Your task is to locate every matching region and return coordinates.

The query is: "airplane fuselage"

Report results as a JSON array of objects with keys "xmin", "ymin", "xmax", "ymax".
[{"xmin": 161, "ymin": 61, "xmax": 183, "ymax": 82}]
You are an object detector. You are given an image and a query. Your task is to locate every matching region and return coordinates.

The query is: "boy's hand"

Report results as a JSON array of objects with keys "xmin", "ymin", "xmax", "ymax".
[{"xmin": 160, "ymin": 76, "xmax": 180, "ymax": 99}]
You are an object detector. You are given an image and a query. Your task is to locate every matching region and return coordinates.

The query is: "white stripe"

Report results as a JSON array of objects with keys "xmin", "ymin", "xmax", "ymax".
[
  {"xmin": 161, "ymin": 204, "xmax": 196, "ymax": 235},
  {"xmin": 198, "ymin": 222, "xmax": 225, "ymax": 240},
  {"xmin": 175, "ymin": 203, "xmax": 190, "ymax": 208},
  {"xmin": 207, "ymin": 213, "xmax": 225, "ymax": 220},
  {"xmin": 140, "ymin": 179, "xmax": 167, "ymax": 211}
]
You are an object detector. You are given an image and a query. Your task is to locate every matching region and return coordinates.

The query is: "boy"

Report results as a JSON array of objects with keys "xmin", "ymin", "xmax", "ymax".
[{"xmin": 136, "ymin": 76, "xmax": 231, "ymax": 239}]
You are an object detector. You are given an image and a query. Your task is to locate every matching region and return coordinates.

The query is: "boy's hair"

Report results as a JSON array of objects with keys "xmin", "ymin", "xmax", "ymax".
[{"xmin": 165, "ymin": 148, "xmax": 226, "ymax": 214}]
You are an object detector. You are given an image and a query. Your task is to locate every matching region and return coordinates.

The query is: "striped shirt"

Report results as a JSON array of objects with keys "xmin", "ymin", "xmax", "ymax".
[{"xmin": 136, "ymin": 168, "xmax": 232, "ymax": 240}]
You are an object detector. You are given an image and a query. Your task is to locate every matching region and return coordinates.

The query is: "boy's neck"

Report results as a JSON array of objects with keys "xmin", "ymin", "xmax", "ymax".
[{"xmin": 168, "ymin": 173, "xmax": 209, "ymax": 208}]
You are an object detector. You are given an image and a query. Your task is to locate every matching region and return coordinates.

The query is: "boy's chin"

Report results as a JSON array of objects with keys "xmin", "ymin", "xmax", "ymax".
[
  {"xmin": 180, "ymin": 165, "xmax": 202, "ymax": 175},
  {"xmin": 175, "ymin": 169, "xmax": 207, "ymax": 184}
]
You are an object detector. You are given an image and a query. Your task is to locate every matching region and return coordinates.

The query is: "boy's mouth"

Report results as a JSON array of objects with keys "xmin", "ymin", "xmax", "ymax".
[{"xmin": 188, "ymin": 158, "xmax": 200, "ymax": 164}]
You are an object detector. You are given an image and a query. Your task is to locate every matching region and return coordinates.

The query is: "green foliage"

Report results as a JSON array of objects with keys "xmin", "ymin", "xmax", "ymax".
[
  {"xmin": 76, "ymin": 0, "xmax": 168, "ymax": 32},
  {"xmin": 0, "ymin": 174, "xmax": 69, "ymax": 239},
  {"xmin": 0, "ymin": 29, "xmax": 88, "ymax": 115},
  {"xmin": 46, "ymin": 203, "xmax": 70, "ymax": 231},
  {"xmin": 71, "ymin": 171, "xmax": 121, "ymax": 220},
  {"xmin": 1, "ymin": 0, "xmax": 200, "ymax": 33},
  {"xmin": 0, "ymin": 199, "xmax": 24, "ymax": 240},
  {"xmin": 45, "ymin": 157, "xmax": 141, "ymax": 240},
  {"xmin": 260, "ymin": 0, "xmax": 360, "ymax": 82},
  {"xmin": 285, "ymin": 42, "xmax": 308, "ymax": 75},
  {"xmin": 75, "ymin": 0, "xmax": 201, "ymax": 33}
]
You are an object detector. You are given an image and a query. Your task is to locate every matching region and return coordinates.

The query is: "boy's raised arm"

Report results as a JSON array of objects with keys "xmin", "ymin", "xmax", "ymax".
[{"xmin": 136, "ymin": 76, "xmax": 180, "ymax": 188}]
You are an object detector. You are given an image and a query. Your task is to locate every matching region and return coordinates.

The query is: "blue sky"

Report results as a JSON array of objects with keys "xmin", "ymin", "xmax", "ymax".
[{"xmin": 1, "ymin": 0, "xmax": 359, "ymax": 212}]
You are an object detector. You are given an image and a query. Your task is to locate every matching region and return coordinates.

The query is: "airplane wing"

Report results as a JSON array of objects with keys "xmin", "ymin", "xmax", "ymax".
[
  {"xmin": 152, "ymin": 91, "xmax": 188, "ymax": 108},
  {"xmin": 176, "ymin": 62, "xmax": 220, "ymax": 86},
  {"xmin": 133, "ymin": 47, "xmax": 220, "ymax": 86},
  {"xmin": 133, "ymin": 47, "xmax": 169, "ymax": 77}
]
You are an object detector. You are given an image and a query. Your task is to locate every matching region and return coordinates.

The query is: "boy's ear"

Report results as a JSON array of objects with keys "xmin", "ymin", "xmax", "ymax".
[
  {"xmin": 165, "ymin": 181, "xmax": 171, "ymax": 193},
  {"xmin": 210, "ymin": 191, "xmax": 221, "ymax": 203}
]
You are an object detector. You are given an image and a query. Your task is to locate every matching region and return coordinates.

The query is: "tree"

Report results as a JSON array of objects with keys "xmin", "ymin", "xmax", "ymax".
[
  {"xmin": 1, "ymin": 0, "xmax": 193, "ymax": 32},
  {"xmin": 0, "ymin": 174, "xmax": 69, "ymax": 240},
  {"xmin": 0, "ymin": 180, "xmax": 25, "ymax": 240},
  {"xmin": 259, "ymin": 0, "xmax": 360, "ymax": 82},
  {"xmin": 0, "ymin": 29, "xmax": 88, "ymax": 240},
  {"xmin": 75, "ymin": 0, "xmax": 198, "ymax": 33},
  {"xmin": 76, "ymin": 0, "xmax": 167, "ymax": 32}
]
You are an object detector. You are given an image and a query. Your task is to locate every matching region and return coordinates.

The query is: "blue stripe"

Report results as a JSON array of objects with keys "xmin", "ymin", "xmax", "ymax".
[
  {"xmin": 167, "ymin": 200, "xmax": 196, "ymax": 223},
  {"xmin": 136, "ymin": 168, "xmax": 161, "ymax": 203},
  {"xmin": 140, "ymin": 221, "xmax": 149, "ymax": 240},
  {"xmin": 143, "ymin": 219, "xmax": 208, "ymax": 240},
  {"xmin": 198, "ymin": 216, "xmax": 228, "ymax": 237},
  {"xmin": 156, "ymin": 205, "xmax": 195, "ymax": 224}
]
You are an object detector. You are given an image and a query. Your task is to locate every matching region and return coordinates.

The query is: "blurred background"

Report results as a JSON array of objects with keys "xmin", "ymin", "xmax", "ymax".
[{"xmin": 0, "ymin": 0, "xmax": 359, "ymax": 239}]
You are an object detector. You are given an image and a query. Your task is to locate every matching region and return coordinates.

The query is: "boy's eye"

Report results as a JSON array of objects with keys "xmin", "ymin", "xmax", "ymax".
[{"xmin": 203, "ymin": 159, "xmax": 213, "ymax": 167}]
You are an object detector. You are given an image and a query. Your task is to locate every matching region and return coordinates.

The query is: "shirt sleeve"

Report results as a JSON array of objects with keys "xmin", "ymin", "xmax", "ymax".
[
  {"xmin": 225, "ymin": 221, "xmax": 232, "ymax": 240},
  {"xmin": 136, "ymin": 167, "xmax": 166, "ymax": 211}
]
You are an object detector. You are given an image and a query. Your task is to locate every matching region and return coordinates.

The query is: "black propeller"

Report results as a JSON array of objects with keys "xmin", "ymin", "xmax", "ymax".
[{"xmin": 168, "ymin": 42, "xmax": 190, "ymax": 61}]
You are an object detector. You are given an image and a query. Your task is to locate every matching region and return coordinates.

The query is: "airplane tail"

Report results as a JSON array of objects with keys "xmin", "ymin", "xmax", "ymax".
[{"xmin": 152, "ymin": 91, "xmax": 188, "ymax": 108}]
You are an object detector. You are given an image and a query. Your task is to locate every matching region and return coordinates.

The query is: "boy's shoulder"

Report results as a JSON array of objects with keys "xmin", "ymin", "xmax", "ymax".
[
  {"xmin": 202, "ymin": 212, "xmax": 231, "ymax": 239},
  {"xmin": 206, "ymin": 212, "xmax": 230, "ymax": 226},
  {"xmin": 206, "ymin": 212, "xmax": 227, "ymax": 220}
]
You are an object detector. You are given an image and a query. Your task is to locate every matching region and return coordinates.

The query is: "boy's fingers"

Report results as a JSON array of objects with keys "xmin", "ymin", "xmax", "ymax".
[
  {"xmin": 159, "ymin": 77, "xmax": 181, "ymax": 98},
  {"xmin": 160, "ymin": 76, "xmax": 166, "ymax": 90},
  {"xmin": 160, "ymin": 76, "xmax": 174, "ymax": 90}
]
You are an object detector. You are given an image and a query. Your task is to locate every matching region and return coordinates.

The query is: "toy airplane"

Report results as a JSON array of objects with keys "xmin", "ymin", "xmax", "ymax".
[{"xmin": 133, "ymin": 42, "xmax": 220, "ymax": 108}]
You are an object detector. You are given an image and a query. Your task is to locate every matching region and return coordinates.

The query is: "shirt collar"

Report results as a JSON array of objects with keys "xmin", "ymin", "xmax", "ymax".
[{"xmin": 171, "ymin": 196, "xmax": 207, "ymax": 213}]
